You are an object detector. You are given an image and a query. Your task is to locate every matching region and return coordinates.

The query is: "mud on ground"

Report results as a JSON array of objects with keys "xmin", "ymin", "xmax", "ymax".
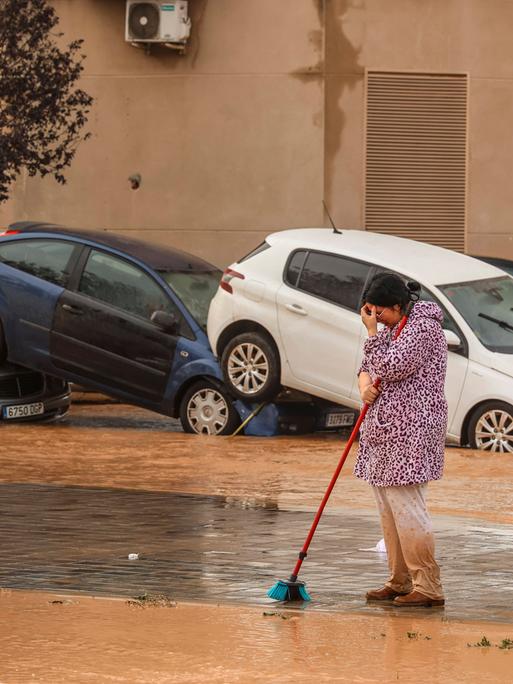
[{"xmin": 1, "ymin": 402, "xmax": 512, "ymax": 682}]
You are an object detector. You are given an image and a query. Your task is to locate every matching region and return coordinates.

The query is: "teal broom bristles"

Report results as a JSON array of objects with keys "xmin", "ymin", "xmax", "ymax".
[
  {"xmin": 267, "ymin": 579, "xmax": 311, "ymax": 602},
  {"xmin": 267, "ymin": 581, "xmax": 289, "ymax": 601}
]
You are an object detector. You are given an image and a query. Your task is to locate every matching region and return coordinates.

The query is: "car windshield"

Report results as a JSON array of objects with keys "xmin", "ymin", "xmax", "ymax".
[
  {"xmin": 439, "ymin": 276, "xmax": 513, "ymax": 353},
  {"xmin": 159, "ymin": 270, "xmax": 221, "ymax": 331}
]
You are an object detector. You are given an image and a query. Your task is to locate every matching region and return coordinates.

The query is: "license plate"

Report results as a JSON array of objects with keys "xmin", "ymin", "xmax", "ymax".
[
  {"xmin": 3, "ymin": 402, "xmax": 45, "ymax": 419},
  {"xmin": 326, "ymin": 412, "xmax": 354, "ymax": 428}
]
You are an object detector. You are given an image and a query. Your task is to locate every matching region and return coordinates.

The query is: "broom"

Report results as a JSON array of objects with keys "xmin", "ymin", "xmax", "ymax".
[{"xmin": 267, "ymin": 310, "xmax": 411, "ymax": 601}]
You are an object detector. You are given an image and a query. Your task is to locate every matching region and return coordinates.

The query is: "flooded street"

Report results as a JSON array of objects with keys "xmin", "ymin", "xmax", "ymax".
[
  {"xmin": 1, "ymin": 400, "xmax": 513, "ymax": 682},
  {"xmin": 2, "ymin": 591, "xmax": 513, "ymax": 683}
]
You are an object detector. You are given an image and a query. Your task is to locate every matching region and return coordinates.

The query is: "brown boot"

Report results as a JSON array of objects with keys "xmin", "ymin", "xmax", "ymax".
[
  {"xmin": 366, "ymin": 586, "xmax": 409, "ymax": 601},
  {"xmin": 393, "ymin": 590, "xmax": 445, "ymax": 607}
]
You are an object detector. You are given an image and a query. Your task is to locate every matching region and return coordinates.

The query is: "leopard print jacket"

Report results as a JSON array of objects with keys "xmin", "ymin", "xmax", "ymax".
[{"xmin": 354, "ymin": 301, "xmax": 448, "ymax": 487}]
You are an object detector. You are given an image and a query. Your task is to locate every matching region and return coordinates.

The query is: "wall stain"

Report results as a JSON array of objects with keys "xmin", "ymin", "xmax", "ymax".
[
  {"xmin": 290, "ymin": 0, "xmax": 324, "ymax": 80},
  {"xmin": 290, "ymin": 62, "xmax": 324, "ymax": 84},
  {"xmin": 323, "ymin": 0, "xmax": 363, "ymax": 227},
  {"xmin": 312, "ymin": 0, "xmax": 324, "ymax": 26},
  {"xmin": 290, "ymin": 1, "xmax": 363, "ymax": 227},
  {"xmin": 188, "ymin": 0, "xmax": 209, "ymax": 68},
  {"xmin": 308, "ymin": 29, "xmax": 323, "ymax": 55}
]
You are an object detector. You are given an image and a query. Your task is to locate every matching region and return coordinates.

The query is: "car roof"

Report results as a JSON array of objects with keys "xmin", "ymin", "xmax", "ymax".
[
  {"xmin": 266, "ymin": 228, "xmax": 503, "ymax": 285},
  {"xmin": 7, "ymin": 222, "xmax": 218, "ymax": 272}
]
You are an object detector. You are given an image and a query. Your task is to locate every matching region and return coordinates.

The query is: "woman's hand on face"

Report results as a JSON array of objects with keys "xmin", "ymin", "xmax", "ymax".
[
  {"xmin": 360, "ymin": 304, "xmax": 378, "ymax": 336},
  {"xmin": 361, "ymin": 383, "xmax": 380, "ymax": 404}
]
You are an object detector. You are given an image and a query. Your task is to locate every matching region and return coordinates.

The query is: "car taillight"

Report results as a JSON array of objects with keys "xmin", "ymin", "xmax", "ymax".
[
  {"xmin": 220, "ymin": 268, "xmax": 245, "ymax": 294},
  {"xmin": 0, "ymin": 229, "xmax": 20, "ymax": 236}
]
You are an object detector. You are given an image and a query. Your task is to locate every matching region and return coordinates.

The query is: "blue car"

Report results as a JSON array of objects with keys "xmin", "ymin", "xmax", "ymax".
[{"xmin": 0, "ymin": 222, "xmax": 240, "ymax": 435}]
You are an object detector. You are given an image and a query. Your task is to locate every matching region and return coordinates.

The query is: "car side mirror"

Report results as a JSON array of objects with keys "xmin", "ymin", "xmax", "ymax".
[
  {"xmin": 151, "ymin": 310, "xmax": 180, "ymax": 334},
  {"xmin": 443, "ymin": 329, "xmax": 462, "ymax": 350}
]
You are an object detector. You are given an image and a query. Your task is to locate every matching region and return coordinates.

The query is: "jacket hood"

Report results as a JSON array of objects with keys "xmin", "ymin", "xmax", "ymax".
[{"xmin": 409, "ymin": 300, "xmax": 444, "ymax": 323}]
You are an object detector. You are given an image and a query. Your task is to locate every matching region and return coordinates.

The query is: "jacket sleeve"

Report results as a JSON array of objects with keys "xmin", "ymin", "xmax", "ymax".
[
  {"xmin": 357, "ymin": 327, "xmax": 387, "ymax": 376},
  {"xmin": 357, "ymin": 356, "xmax": 370, "ymax": 375},
  {"xmin": 362, "ymin": 318, "xmax": 435, "ymax": 382}
]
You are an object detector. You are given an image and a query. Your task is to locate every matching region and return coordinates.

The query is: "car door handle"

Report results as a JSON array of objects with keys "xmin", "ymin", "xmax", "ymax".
[
  {"xmin": 61, "ymin": 303, "xmax": 84, "ymax": 315},
  {"xmin": 286, "ymin": 303, "xmax": 308, "ymax": 316}
]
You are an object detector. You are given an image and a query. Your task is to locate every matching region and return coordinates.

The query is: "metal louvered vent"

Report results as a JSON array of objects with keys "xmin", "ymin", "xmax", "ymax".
[{"xmin": 365, "ymin": 71, "xmax": 468, "ymax": 252}]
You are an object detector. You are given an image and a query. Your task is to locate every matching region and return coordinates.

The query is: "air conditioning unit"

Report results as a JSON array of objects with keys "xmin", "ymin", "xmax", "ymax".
[{"xmin": 126, "ymin": 1, "xmax": 191, "ymax": 48}]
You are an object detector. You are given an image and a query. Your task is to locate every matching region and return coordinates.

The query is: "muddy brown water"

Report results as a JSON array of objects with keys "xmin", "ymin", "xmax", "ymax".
[
  {"xmin": 1, "ymin": 402, "xmax": 513, "ymax": 682},
  {"xmin": 1, "ymin": 591, "xmax": 512, "ymax": 683},
  {"xmin": 2, "ymin": 402, "xmax": 513, "ymax": 524}
]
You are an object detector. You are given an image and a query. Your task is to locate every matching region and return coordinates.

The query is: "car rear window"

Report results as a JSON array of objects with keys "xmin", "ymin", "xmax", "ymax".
[{"xmin": 0, "ymin": 238, "xmax": 76, "ymax": 287}]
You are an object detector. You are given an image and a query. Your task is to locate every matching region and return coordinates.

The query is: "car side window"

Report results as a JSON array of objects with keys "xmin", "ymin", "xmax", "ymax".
[
  {"xmin": 0, "ymin": 239, "xmax": 76, "ymax": 287},
  {"xmin": 79, "ymin": 250, "xmax": 179, "ymax": 322},
  {"xmin": 296, "ymin": 251, "xmax": 371, "ymax": 311}
]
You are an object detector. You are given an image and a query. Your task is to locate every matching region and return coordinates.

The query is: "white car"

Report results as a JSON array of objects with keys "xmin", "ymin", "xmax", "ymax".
[{"xmin": 208, "ymin": 228, "xmax": 513, "ymax": 452}]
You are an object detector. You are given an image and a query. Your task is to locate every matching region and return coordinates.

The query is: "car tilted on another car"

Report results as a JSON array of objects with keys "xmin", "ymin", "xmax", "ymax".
[
  {"xmin": 208, "ymin": 228, "xmax": 513, "ymax": 452},
  {"xmin": 0, "ymin": 222, "xmax": 240, "ymax": 435}
]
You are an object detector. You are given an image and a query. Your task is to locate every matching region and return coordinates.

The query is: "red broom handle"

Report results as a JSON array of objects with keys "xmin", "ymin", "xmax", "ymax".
[{"xmin": 289, "ymin": 313, "xmax": 410, "ymax": 582}]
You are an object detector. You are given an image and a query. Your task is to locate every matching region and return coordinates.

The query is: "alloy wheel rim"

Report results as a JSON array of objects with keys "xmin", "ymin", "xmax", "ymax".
[
  {"xmin": 227, "ymin": 343, "xmax": 269, "ymax": 395},
  {"xmin": 475, "ymin": 410, "xmax": 513, "ymax": 453},
  {"xmin": 187, "ymin": 388, "xmax": 229, "ymax": 435}
]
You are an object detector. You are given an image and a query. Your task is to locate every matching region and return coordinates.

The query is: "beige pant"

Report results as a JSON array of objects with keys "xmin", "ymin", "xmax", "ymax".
[{"xmin": 373, "ymin": 483, "xmax": 444, "ymax": 600}]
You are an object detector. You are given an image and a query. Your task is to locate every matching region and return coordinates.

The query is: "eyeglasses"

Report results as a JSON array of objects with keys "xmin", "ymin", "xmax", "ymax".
[{"xmin": 365, "ymin": 307, "xmax": 387, "ymax": 320}]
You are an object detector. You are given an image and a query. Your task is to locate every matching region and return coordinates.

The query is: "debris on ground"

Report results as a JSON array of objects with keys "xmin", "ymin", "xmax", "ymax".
[
  {"xmin": 468, "ymin": 636, "xmax": 492, "ymax": 647},
  {"xmin": 467, "ymin": 636, "xmax": 513, "ymax": 649},
  {"xmin": 407, "ymin": 632, "xmax": 431, "ymax": 640},
  {"xmin": 127, "ymin": 593, "xmax": 177, "ymax": 608}
]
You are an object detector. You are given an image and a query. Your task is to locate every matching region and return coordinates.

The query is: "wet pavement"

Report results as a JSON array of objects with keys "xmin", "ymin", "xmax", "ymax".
[{"xmin": 1, "ymin": 399, "xmax": 513, "ymax": 624}]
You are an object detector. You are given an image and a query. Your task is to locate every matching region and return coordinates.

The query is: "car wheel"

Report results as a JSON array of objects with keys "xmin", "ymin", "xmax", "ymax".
[
  {"xmin": 0, "ymin": 319, "xmax": 7, "ymax": 363},
  {"xmin": 179, "ymin": 380, "xmax": 240, "ymax": 436},
  {"xmin": 221, "ymin": 332, "xmax": 281, "ymax": 402},
  {"xmin": 467, "ymin": 401, "xmax": 513, "ymax": 453}
]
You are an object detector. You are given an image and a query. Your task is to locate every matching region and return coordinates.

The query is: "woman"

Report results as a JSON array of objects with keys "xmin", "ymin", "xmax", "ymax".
[{"xmin": 355, "ymin": 272, "xmax": 447, "ymax": 608}]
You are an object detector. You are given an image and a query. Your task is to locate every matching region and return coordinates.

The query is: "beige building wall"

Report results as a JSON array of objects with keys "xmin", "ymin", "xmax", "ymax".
[
  {"xmin": 2, "ymin": 1, "xmax": 513, "ymax": 265},
  {"xmin": 325, "ymin": 0, "xmax": 513, "ymax": 259},
  {"xmin": 0, "ymin": 0, "xmax": 325, "ymax": 267}
]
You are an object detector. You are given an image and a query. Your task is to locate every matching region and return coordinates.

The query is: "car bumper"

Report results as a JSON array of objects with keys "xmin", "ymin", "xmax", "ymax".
[{"xmin": 0, "ymin": 391, "xmax": 71, "ymax": 424}]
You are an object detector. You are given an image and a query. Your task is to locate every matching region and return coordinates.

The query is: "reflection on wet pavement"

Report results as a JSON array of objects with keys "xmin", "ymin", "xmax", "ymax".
[{"xmin": 0, "ymin": 482, "xmax": 512, "ymax": 623}]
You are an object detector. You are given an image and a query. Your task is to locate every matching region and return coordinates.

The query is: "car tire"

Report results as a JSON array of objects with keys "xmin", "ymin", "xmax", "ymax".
[
  {"xmin": 0, "ymin": 319, "xmax": 6, "ymax": 363},
  {"xmin": 221, "ymin": 331, "xmax": 281, "ymax": 402},
  {"xmin": 179, "ymin": 380, "xmax": 240, "ymax": 436},
  {"xmin": 467, "ymin": 401, "xmax": 513, "ymax": 453}
]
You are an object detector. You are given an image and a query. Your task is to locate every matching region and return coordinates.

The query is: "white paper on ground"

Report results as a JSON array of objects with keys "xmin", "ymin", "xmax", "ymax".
[{"xmin": 359, "ymin": 538, "xmax": 387, "ymax": 555}]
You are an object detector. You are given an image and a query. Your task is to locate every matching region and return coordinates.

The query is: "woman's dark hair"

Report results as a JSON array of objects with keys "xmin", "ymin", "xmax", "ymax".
[{"xmin": 362, "ymin": 273, "xmax": 420, "ymax": 310}]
